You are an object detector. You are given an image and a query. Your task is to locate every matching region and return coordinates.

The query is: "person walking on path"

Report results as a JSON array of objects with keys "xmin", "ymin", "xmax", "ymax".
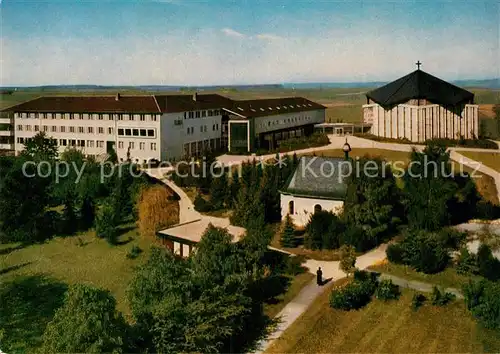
[{"xmin": 316, "ymin": 267, "xmax": 323, "ymax": 286}]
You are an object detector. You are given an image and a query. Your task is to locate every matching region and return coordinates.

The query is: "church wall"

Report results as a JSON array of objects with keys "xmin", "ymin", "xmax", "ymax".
[
  {"xmin": 363, "ymin": 102, "xmax": 478, "ymax": 142},
  {"xmin": 280, "ymin": 194, "xmax": 344, "ymax": 227}
]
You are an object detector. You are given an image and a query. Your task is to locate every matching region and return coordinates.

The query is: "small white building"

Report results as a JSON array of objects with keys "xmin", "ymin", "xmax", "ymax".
[
  {"xmin": 280, "ymin": 156, "xmax": 350, "ymax": 227},
  {"xmin": 363, "ymin": 67, "xmax": 479, "ymax": 142}
]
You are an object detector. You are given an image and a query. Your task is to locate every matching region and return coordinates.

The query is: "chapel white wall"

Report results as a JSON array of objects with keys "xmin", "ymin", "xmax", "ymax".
[{"xmin": 280, "ymin": 193, "xmax": 344, "ymax": 227}]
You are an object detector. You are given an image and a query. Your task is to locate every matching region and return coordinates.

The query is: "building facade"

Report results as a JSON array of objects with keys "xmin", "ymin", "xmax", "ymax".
[
  {"xmin": 362, "ymin": 69, "xmax": 479, "ymax": 142},
  {"xmin": 280, "ymin": 156, "xmax": 350, "ymax": 227},
  {"xmin": 1, "ymin": 93, "xmax": 325, "ymax": 160}
]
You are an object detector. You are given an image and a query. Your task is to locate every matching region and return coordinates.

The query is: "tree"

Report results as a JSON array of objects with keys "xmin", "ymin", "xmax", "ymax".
[
  {"xmin": 477, "ymin": 244, "xmax": 500, "ymax": 281},
  {"xmin": 62, "ymin": 192, "xmax": 77, "ymax": 235},
  {"xmin": 0, "ymin": 156, "xmax": 51, "ymax": 242},
  {"xmin": 339, "ymin": 244, "xmax": 357, "ymax": 276},
  {"xmin": 304, "ymin": 210, "xmax": 339, "ymax": 250},
  {"xmin": 95, "ymin": 203, "xmax": 118, "ymax": 245},
  {"xmin": 21, "ymin": 132, "xmax": 58, "ymax": 161},
  {"xmin": 209, "ymin": 172, "xmax": 229, "ymax": 210},
  {"xmin": 463, "ymin": 279, "xmax": 500, "ymax": 330},
  {"xmin": 137, "ymin": 185, "xmax": 179, "ymax": 238},
  {"xmin": 280, "ymin": 214, "xmax": 296, "ymax": 248},
  {"xmin": 79, "ymin": 196, "xmax": 96, "ymax": 230},
  {"xmin": 39, "ymin": 284, "xmax": 126, "ymax": 353}
]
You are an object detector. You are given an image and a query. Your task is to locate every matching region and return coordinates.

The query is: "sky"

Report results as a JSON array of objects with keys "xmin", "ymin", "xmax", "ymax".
[{"xmin": 0, "ymin": 0, "xmax": 499, "ymax": 86}]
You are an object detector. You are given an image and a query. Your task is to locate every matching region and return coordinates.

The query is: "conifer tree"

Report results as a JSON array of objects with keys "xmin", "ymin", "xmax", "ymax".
[
  {"xmin": 280, "ymin": 214, "xmax": 296, "ymax": 248},
  {"xmin": 209, "ymin": 172, "xmax": 228, "ymax": 210},
  {"xmin": 79, "ymin": 196, "xmax": 96, "ymax": 230},
  {"xmin": 62, "ymin": 193, "xmax": 77, "ymax": 235}
]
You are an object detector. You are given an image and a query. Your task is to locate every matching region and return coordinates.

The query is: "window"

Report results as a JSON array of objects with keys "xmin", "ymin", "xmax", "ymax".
[
  {"xmin": 200, "ymin": 126, "xmax": 203, "ymax": 133},
  {"xmin": 147, "ymin": 129, "xmax": 154, "ymax": 137},
  {"xmin": 125, "ymin": 129, "xmax": 131, "ymax": 136},
  {"xmin": 118, "ymin": 141, "xmax": 124, "ymax": 149},
  {"xmin": 314, "ymin": 204, "xmax": 322, "ymax": 214},
  {"xmin": 196, "ymin": 111, "xmax": 200, "ymax": 118},
  {"xmin": 75, "ymin": 113, "xmax": 81, "ymax": 119},
  {"xmin": 98, "ymin": 114, "xmax": 103, "ymax": 120},
  {"xmin": 134, "ymin": 114, "xmax": 140, "ymax": 121},
  {"xmin": 216, "ymin": 123, "xmax": 219, "ymax": 130},
  {"xmin": 118, "ymin": 128, "xmax": 124, "ymax": 136},
  {"xmin": 98, "ymin": 127, "xmax": 104, "ymax": 134},
  {"xmin": 202, "ymin": 110, "xmax": 206, "ymax": 117},
  {"xmin": 132, "ymin": 129, "xmax": 139, "ymax": 136},
  {"xmin": 288, "ymin": 200, "xmax": 294, "ymax": 214},
  {"xmin": 34, "ymin": 125, "xmax": 39, "ymax": 132},
  {"xmin": 213, "ymin": 124, "xmax": 215, "ymax": 131},
  {"xmin": 60, "ymin": 139, "xmax": 67, "ymax": 146},
  {"xmin": 151, "ymin": 142, "xmax": 156, "ymax": 151},
  {"xmin": 140, "ymin": 115, "xmax": 145, "ymax": 121},
  {"xmin": 184, "ymin": 112, "xmax": 187, "ymax": 119},
  {"xmin": 109, "ymin": 114, "xmax": 115, "ymax": 121},
  {"xmin": 108, "ymin": 127, "xmax": 113, "ymax": 134},
  {"xmin": 117, "ymin": 114, "xmax": 123, "ymax": 121},
  {"xmin": 151, "ymin": 115, "xmax": 157, "ymax": 121},
  {"xmin": 60, "ymin": 126, "xmax": 66, "ymax": 133},
  {"xmin": 43, "ymin": 125, "xmax": 48, "ymax": 132},
  {"xmin": 68, "ymin": 113, "xmax": 74, "ymax": 120},
  {"xmin": 189, "ymin": 112, "xmax": 194, "ymax": 119},
  {"xmin": 208, "ymin": 110, "xmax": 213, "ymax": 117},
  {"xmin": 139, "ymin": 142, "xmax": 145, "ymax": 150},
  {"xmin": 129, "ymin": 142, "xmax": 135, "ymax": 149},
  {"xmin": 102, "ymin": 114, "xmax": 109, "ymax": 120},
  {"xmin": 187, "ymin": 127, "xmax": 190, "ymax": 135},
  {"xmin": 41, "ymin": 113, "xmax": 47, "ymax": 119},
  {"xmin": 87, "ymin": 127, "xmax": 94, "ymax": 134},
  {"xmin": 47, "ymin": 113, "xmax": 53, "ymax": 119},
  {"xmin": 69, "ymin": 126, "xmax": 75, "ymax": 133},
  {"xmin": 79, "ymin": 140, "xmax": 85, "ymax": 147},
  {"xmin": 17, "ymin": 125, "xmax": 23, "ymax": 131},
  {"xmin": 97, "ymin": 141, "xmax": 104, "ymax": 148},
  {"xmin": 78, "ymin": 126, "xmax": 84, "ymax": 133},
  {"xmin": 140, "ymin": 129, "xmax": 146, "ymax": 137},
  {"xmin": 87, "ymin": 140, "xmax": 94, "ymax": 148},
  {"xmin": 91, "ymin": 114, "xmax": 98, "ymax": 120}
]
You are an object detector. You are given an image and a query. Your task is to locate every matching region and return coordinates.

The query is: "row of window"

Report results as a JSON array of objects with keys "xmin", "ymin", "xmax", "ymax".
[
  {"xmin": 16, "ymin": 112, "xmax": 160, "ymax": 122},
  {"xmin": 259, "ymin": 116, "xmax": 312, "ymax": 129},
  {"xmin": 186, "ymin": 124, "xmax": 219, "ymax": 135},
  {"xmin": 184, "ymin": 110, "xmax": 221, "ymax": 119},
  {"xmin": 238, "ymin": 103, "xmax": 314, "ymax": 113},
  {"xmin": 16, "ymin": 137, "xmax": 158, "ymax": 151},
  {"xmin": 117, "ymin": 128, "xmax": 155, "ymax": 138},
  {"xmin": 17, "ymin": 125, "xmax": 115, "ymax": 134}
]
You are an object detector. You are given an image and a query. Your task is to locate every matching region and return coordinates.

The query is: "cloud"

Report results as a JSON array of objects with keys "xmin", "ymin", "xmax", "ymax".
[
  {"xmin": 1, "ymin": 25, "xmax": 498, "ymax": 86},
  {"xmin": 256, "ymin": 33, "xmax": 285, "ymax": 41},
  {"xmin": 221, "ymin": 28, "xmax": 245, "ymax": 38}
]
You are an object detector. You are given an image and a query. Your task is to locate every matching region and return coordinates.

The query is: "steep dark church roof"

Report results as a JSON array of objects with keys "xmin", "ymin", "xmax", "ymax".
[{"xmin": 366, "ymin": 70, "xmax": 474, "ymax": 107}]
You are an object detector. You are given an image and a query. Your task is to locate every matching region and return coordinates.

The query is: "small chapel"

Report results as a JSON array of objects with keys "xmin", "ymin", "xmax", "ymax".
[{"xmin": 362, "ymin": 62, "xmax": 479, "ymax": 142}]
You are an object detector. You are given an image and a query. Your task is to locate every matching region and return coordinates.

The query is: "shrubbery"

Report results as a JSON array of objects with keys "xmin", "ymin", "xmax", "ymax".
[
  {"xmin": 463, "ymin": 279, "xmax": 500, "ymax": 331},
  {"xmin": 457, "ymin": 244, "xmax": 500, "ymax": 281},
  {"xmin": 430, "ymin": 286, "xmax": 456, "ymax": 306},
  {"xmin": 329, "ymin": 271, "xmax": 379, "ymax": 310},
  {"xmin": 411, "ymin": 293, "xmax": 426, "ymax": 311},
  {"xmin": 193, "ymin": 194, "xmax": 213, "ymax": 212},
  {"xmin": 375, "ymin": 279, "xmax": 401, "ymax": 301}
]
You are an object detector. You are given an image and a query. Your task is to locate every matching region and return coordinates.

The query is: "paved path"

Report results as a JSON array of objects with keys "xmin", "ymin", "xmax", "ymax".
[
  {"xmin": 254, "ymin": 243, "xmax": 387, "ymax": 353},
  {"xmin": 376, "ymin": 273, "xmax": 463, "ymax": 299}
]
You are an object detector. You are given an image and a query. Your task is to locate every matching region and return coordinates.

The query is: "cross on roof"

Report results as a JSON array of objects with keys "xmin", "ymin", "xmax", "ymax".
[{"xmin": 416, "ymin": 60, "xmax": 422, "ymax": 70}]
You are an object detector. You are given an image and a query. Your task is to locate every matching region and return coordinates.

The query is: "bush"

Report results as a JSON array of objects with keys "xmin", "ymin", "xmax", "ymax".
[
  {"xmin": 411, "ymin": 293, "xmax": 426, "ymax": 311},
  {"xmin": 456, "ymin": 248, "xmax": 478, "ymax": 275},
  {"xmin": 411, "ymin": 242, "xmax": 450, "ymax": 274},
  {"xmin": 95, "ymin": 204, "xmax": 118, "ymax": 245},
  {"xmin": 126, "ymin": 246, "xmax": 143, "ymax": 259},
  {"xmin": 430, "ymin": 286, "xmax": 456, "ymax": 306},
  {"xmin": 425, "ymin": 138, "xmax": 498, "ymax": 150},
  {"xmin": 463, "ymin": 280, "xmax": 500, "ymax": 330},
  {"xmin": 437, "ymin": 228, "xmax": 467, "ymax": 250},
  {"xmin": 329, "ymin": 280, "xmax": 375, "ymax": 311},
  {"xmin": 304, "ymin": 210, "xmax": 341, "ymax": 250},
  {"xmin": 193, "ymin": 194, "xmax": 213, "ymax": 212},
  {"xmin": 375, "ymin": 279, "xmax": 401, "ymax": 301},
  {"xmin": 284, "ymin": 255, "xmax": 306, "ymax": 276},
  {"xmin": 386, "ymin": 243, "xmax": 406, "ymax": 264}
]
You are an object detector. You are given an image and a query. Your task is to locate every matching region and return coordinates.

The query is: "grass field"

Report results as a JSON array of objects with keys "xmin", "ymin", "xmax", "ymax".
[
  {"xmin": 267, "ymin": 279, "xmax": 500, "ymax": 353},
  {"xmin": 458, "ymin": 151, "xmax": 500, "ymax": 173},
  {"xmin": 368, "ymin": 261, "xmax": 479, "ymax": 290},
  {"xmin": 308, "ymin": 148, "xmax": 411, "ymax": 164}
]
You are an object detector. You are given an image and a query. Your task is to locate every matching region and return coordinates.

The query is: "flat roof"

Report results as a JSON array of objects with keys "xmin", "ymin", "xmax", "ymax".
[{"xmin": 157, "ymin": 217, "xmax": 246, "ymax": 244}]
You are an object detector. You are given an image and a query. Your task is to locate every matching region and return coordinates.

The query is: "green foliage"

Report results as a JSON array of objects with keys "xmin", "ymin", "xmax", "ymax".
[
  {"xmin": 95, "ymin": 203, "xmax": 118, "ymax": 245},
  {"xmin": 62, "ymin": 192, "xmax": 78, "ymax": 235},
  {"xmin": 339, "ymin": 244, "xmax": 357, "ymax": 275},
  {"xmin": 411, "ymin": 293, "xmax": 427, "ymax": 311},
  {"xmin": 456, "ymin": 248, "xmax": 479, "ymax": 275},
  {"xmin": 329, "ymin": 273, "xmax": 378, "ymax": 311},
  {"xmin": 403, "ymin": 143, "xmax": 480, "ymax": 230},
  {"xmin": 280, "ymin": 214, "xmax": 296, "ymax": 248},
  {"xmin": 385, "ymin": 229, "xmax": 451, "ymax": 274},
  {"xmin": 463, "ymin": 280, "xmax": 500, "ymax": 331},
  {"xmin": 194, "ymin": 194, "xmax": 213, "ymax": 212},
  {"xmin": 477, "ymin": 244, "xmax": 500, "ymax": 281},
  {"xmin": 79, "ymin": 196, "xmax": 96, "ymax": 230},
  {"xmin": 342, "ymin": 157, "xmax": 401, "ymax": 249},
  {"xmin": 375, "ymin": 279, "xmax": 401, "ymax": 301},
  {"xmin": 430, "ymin": 286, "xmax": 456, "ymax": 306},
  {"xmin": 126, "ymin": 245, "xmax": 143, "ymax": 259},
  {"xmin": 0, "ymin": 156, "xmax": 51, "ymax": 243},
  {"xmin": 39, "ymin": 284, "xmax": 126, "ymax": 354},
  {"xmin": 304, "ymin": 210, "xmax": 342, "ymax": 250},
  {"xmin": 21, "ymin": 131, "xmax": 58, "ymax": 161},
  {"xmin": 209, "ymin": 171, "xmax": 230, "ymax": 210}
]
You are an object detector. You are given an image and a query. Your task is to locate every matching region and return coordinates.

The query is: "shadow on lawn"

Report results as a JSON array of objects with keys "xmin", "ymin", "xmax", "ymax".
[
  {"xmin": 0, "ymin": 261, "xmax": 32, "ymax": 275},
  {"xmin": 0, "ymin": 244, "xmax": 27, "ymax": 256},
  {"xmin": 0, "ymin": 275, "xmax": 68, "ymax": 353}
]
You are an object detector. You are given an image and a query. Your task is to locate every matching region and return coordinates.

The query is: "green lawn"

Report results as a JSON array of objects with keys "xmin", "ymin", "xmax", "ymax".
[
  {"xmin": 309, "ymin": 148, "xmax": 411, "ymax": 164},
  {"xmin": 458, "ymin": 151, "xmax": 500, "ymax": 173},
  {"xmin": 368, "ymin": 261, "xmax": 479, "ymax": 290},
  {"xmin": 267, "ymin": 279, "xmax": 500, "ymax": 353}
]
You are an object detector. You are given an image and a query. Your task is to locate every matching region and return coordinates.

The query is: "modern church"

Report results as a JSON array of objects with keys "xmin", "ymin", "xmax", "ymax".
[{"xmin": 363, "ymin": 63, "xmax": 479, "ymax": 142}]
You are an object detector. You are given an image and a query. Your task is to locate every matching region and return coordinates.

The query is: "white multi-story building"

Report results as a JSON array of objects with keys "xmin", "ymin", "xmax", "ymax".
[
  {"xmin": 4, "ymin": 93, "xmax": 232, "ymax": 162},
  {"xmin": 1, "ymin": 93, "xmax": 326, "ymax": 160}
]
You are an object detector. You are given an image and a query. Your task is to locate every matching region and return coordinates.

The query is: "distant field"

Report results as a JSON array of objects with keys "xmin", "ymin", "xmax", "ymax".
[
  {"xmin": 458, "ymin": 150, "xmax": 500, "ymax": 173},
  {"xmin": 267, "ymin": 280, "xmax": 500, "ymax": 353}
]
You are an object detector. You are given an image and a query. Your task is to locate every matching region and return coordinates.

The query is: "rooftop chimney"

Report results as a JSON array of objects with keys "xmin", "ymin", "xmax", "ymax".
[
  {"xmin": 115, "ymin": 93, "xmax": 121, "ymax": 101},
  {"xmin": 192, "ymin": 92, "xmax": 198, "ymax": 101}
]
